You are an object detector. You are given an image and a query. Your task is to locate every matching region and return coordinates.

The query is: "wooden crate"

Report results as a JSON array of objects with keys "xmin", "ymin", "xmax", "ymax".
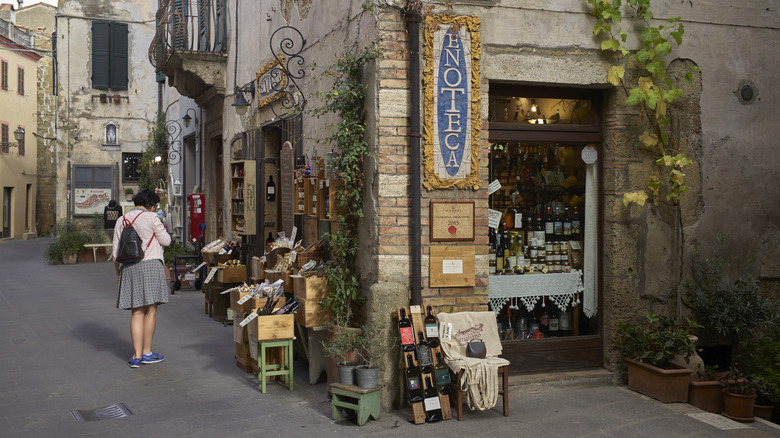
[
  {"xmin": 305, "ymin": 177, "xmax": 318, "ymax": 217},
  {"xmin": 235, "ymin": 341, "xmax": 253, "ymax": 373},
  {"xmin": 254, "ymin": 313, "xmax": 295, "ymax": 340},
  {"xmin": 218, "ymin": 266, "xmax": 247, "ymax": 283},
  {"xmin": 293, "ymin": 276, "xmax": 332, "ymax": 327},
  {"xmin": 294, "ymin": 178, "xmax": 305, "ymax": 215},
  {"xmin": 318, "ymin": 179, "xmax": 329, "ymax": 220},
  {"xmin": 230, "ymin": 289, "xmax": 252, "ymax": 313}
]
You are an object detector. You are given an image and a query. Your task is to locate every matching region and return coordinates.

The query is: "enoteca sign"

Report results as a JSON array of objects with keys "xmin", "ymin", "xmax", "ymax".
[{"xmin": 424, "ymin": 14, "xmax": 481, "ymax": 190}]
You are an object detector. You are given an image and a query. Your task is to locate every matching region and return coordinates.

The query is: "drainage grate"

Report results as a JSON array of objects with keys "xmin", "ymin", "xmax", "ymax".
[{"xmin": 71, "ymin": 403, "xmax": 134, "ymax": 423}]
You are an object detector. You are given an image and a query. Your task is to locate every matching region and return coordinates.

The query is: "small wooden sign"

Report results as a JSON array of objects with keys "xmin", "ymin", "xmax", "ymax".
[
  {"xmin": 430, "ymin": 201, "xmax": 475, "ymax": 242},
  {"xmin": 429, "ymin": 246, "xmax": 475, "ymax": 287}
]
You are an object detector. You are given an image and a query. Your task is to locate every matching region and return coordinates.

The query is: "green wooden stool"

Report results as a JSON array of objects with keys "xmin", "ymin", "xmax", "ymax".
[
  {"xmin": 257, "ymin": 338, "xmax": 294, "ymax": 394},
  {"xmin": 330, "ymin": 383, "xmax": 381, "ymax": 426}
]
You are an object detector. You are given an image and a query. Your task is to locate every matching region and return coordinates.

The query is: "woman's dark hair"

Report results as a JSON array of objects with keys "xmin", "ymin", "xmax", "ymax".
[{"xmin": 133, "ymin": 189, "xmax": 160, "ymax": 209}]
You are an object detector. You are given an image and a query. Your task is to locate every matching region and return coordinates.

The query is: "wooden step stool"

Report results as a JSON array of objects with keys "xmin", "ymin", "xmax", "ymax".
[
  {"xmin": 330, "ymin": 383, "xmax": 381, "ymax": 426},
  {"xmin": 257, "ymin": 338, "xmax": 294, "ymax": 393}
]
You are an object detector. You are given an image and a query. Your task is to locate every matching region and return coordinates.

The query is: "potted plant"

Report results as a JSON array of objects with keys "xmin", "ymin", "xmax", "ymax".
[
  {"xmin": 44, "ymin": 220, "xmax": 89, "ymax": 264},
  {"xmin": 737, "ymin": 337, "xmax": 780, "ymax": 421},
  {"xmin": 321, "ymin": 315, "xmax": 360, "ymax": 386},
  {"xmin": 721, "ymin": 366, "xmax": 757, "ymax": 422},
  {"xmin": 124, "ymin": 188, "xmax": 134, "ymax": 202},
  {"xmin": 688, "ymin": 365, "xmax": 723, "ymax": 413},
  {"xmin": 354, "ymin": 319, "xmax": 394, "ymax": 389},
  {"xmin": 617, "ymin": 313, "xmax": 701, "ymax": 403}
]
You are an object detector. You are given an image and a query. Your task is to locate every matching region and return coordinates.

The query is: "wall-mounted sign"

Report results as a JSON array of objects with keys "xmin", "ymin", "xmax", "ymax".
[
  {"xmin": 430, "ymin": 201, "xmax": 475, "ymax": 242},
  {"xmin": 581, "ymin": 145, "xmax": 598, "ymax": 164},
  {"xmin": 424, "ymin": 14, "xmax": 482, "ymax": 190},
  {"xmin": 256, "ymin": 56, "xmax": 287, "ymax": 109}
]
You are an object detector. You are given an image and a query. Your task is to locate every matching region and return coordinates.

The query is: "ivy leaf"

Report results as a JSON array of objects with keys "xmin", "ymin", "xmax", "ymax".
[
  {"xmin": 623, "ymin": 191, "xmax": 649, "ymax": 207},
  {"xmin": 670, "ymin": 169, "xmax": 685, "ymax": 187},
  {"xmin": 608, "ymin": 65, "xmax": 625, "ymax": 86},
  {"xmin": 656, "ymin": 155, "xmax": 674, "ymax": 167},
  {"xmin": 626, "ymin": 88, "xmax": 642, "ymax": 106},
  {"xmin": 640, "ymin": 131, "xmax": 659, "ymax": 148},
  {"xmin": 648, "ymin": 176, "xmax": 662, "ymax": 197},
  {"xmin": 638, "ymin": 77, "xmax": 654, "ymax": 93},
  {"xmin": 655, "ymin": 41, "xmax": 672, "ymax": 56},
  {"xmin": 601, "ymin": 39, "xmax": 620, "ymax": 52},
  {"xmin": 655, "ymin": 100, "xmax": 667, "ymax": 120},
  {"xmin": 675, "ymin": 155, "xmax": 692, "ymax": 167},
  {"xmin": 637, "ymin": 47, "xmax": 654, "ymax": 62}
]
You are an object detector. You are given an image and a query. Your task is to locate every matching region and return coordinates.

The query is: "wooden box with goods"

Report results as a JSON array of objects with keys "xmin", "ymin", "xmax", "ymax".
[
  {"xmin": 201, "ymin": 239, "xmax": 236, "ymax": 265},
  {"xmin": 293, "ymin": 239, "xmax": 328, "ymax": 270},
  {"xmin": 293, "ymin": 275, "xmax": 332, "ymax": 328},
  {"xmin": 218, "ymin": 259, "xmax": 247, "ymax": 283},
  {"xmin": 254, "ymin": 313, "xmax": 295, "ymax": 341}
]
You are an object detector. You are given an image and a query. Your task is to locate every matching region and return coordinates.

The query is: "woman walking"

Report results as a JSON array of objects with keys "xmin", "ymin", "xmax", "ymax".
[{"xmin": 112, "ymin": 189, "xmax": 171, "ymax": 368}]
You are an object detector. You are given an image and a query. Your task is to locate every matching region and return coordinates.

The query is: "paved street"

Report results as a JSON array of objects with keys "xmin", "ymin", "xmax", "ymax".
[{"xmin": 1, "ymin": 237, "xmax": 779, "ymax": 437}]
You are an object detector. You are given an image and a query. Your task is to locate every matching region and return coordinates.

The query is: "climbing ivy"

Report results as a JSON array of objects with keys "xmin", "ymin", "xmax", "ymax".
[
  {"xmin": 309, "ymin": 43, "xmax": 381, "ymax": 326},
  {"xmin": 138, "ymin": 113, "xmax": 168, "ymax": 191},
  {"xmin": 587, "ymin": 0, "xmax": 699, "ymax": 206}
]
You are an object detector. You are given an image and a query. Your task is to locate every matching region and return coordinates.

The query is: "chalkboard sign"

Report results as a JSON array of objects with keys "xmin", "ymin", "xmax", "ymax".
[{"xmin": 280, "ymin": 141, "xmax": 295, "ymax": 237}]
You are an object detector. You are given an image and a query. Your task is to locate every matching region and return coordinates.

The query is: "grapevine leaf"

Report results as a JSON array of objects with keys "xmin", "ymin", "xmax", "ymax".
[
  {"xmin": 655, "ymin": 42, "xmax": 672, "ymax": 56},
  {"xmin": 638, "ymin": 77, "xmax": 654, "ymax": 93},
  {"xmin": 640, "ymin": 131, "xmax": 659, "ymax": 148},
  {"xmin": 656, "ymin": 155, "xmax": 674, "ymax": 166},
  {"xmin": 637, "ymin": 47, "xmax": 654, "ymax": 62},
  {"xmin": 648, "ymin": 176, "xmax": 662, "ymax": 197},
  {"xmin": 608, "ymin": 65, "xmax": 625, "ymax": 86},
  {"xmin": 623, "ymin": 191, "xmax": 649, "ymax": 207},
  {"xmin": 670, "ymin": 169, "xmax": 685, "ymax": 187},
  {"xmin": 676, "ymin": 155, "xmax": 692, "ymax": 167}
]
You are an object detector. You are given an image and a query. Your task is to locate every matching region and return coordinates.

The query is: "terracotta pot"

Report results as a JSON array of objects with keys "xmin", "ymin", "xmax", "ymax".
[
  {"xmin": 62, "ymin": 253, "xmax": 77, "ymax": 265},
  {"xmin": 754, "ymin": 404, "xmax": 773, "ymax": 421},
  {"xmin": 688, "ymin": 378, "xmax": 723, "ymax": 413},
  {"xmin": 722, "ymin": 389, "xmax": 756, "ymax": 423},
  {"xmin": 113, "ymin": 94, "xmax": 121, "ymax": 102},
  {"xmin": 626, "ymin": 357, "xmax": 693, "ymax": 403}
]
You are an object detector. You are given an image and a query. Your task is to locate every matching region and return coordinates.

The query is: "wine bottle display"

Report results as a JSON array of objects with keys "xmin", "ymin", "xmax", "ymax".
[
  {"xmin": 266, "ymin": 175, "xmax": 276, "ymax": 201},
  {"xmin": 423, "ymin": 376, "xmax": 443, "ymax": 423},
  {"xmin": 405, "ymin": 355, "xmax": 424, "ymax": 404},
  {"xmin": 434, "ymin": 352, "xmax": 451, "ymax": 395},
  {"xmin": 416, "ymin": 331, "xmax": 433, "ymax": 374},
  {"xmin": 399, "ymin": 308, "xmax": 415, "ymax": 352}
]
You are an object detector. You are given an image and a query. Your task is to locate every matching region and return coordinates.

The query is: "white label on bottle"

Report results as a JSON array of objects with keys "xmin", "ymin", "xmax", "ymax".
[
  {"xmin": 545, "ymin": 222, "xmax": 553, "ymax": 234},
  {"xmin": 488, "ymin": 179, "xmax": 502, "ymax": 195},
  {"xmin": 425, "ymin": 323, "xmax": 439, "ymax": 338},
  {"xmin": 424, "ymin": 396, "xmax": 442, "ymax": 411},
  {"xmin": 442, "ymin": 259, "xmax": 463, "ymax": 274},
  {"xmin": 267, "ymin": 186, "xmax": 275, "ymax": 194},
  {"xmin": 239, "ymin": 312, "xmax": 258, "ymax": 327}
]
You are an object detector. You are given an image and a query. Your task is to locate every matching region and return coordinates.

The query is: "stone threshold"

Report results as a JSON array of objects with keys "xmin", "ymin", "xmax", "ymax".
[{"xmin": 507, "ymin": 368, "xmax": 614, "ymax": 392}]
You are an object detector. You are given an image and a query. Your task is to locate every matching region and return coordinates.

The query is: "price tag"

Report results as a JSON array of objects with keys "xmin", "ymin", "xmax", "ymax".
[
  {"xmin": 204, "ymin": 267, "xmax": 218, "ymax": 284},
  {"xmin": 220, "ymin": 285, "xmax": 240, "ymax": 295},
  {"xmin": 488, "ymin": 209, "xmax": 502, "ymax": 230},
  {"xmin": 409, "ymin": 305, "xmax": 421, "ymax": 315},
  {"xmin": 542, "ymin": 266, "xmax": 549, "ymax": 274},
  {"xmin": 289, "ymin": 251, "xmax": 297, "ymax": 263},
  {"xmin": 191, "ymin": 261, "xmax": 207, "ymax": 273},
  {"xmin": 236, "ymin": 292, "xmax": 253, "ymax": 304},
  {"xmin": 488, "ymin": 179, "xmax": 502, "ymax": 196},
  {"xmin": 239, "ymin": 312, "xmax": 258, "ymax": 327},
  {"xmin": 290, "ymin": 226, "xmax": 298, "ymax": 243}
]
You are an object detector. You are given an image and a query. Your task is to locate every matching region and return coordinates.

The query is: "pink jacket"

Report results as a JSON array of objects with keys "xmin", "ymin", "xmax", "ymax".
[{"xmin": 112, "ymin": 209, "xmax": 171, "ymax": 263}]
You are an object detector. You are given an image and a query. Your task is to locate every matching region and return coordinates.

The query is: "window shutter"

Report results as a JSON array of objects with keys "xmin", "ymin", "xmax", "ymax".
[
  {"xmin": 198, "ymin": 0, "xmax": 208, "ymax": 51},
  {"xmin": 92, "ymin": 21, "xmax": 110, "ymax": 89},
  {"xmin": 109, "ymin": 22, "xmax": 128, "ymax": 90}
]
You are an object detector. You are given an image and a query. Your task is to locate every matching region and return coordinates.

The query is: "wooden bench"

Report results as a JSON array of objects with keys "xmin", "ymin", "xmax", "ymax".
[
  {"xmin": 330, "ymin": 383, "xmax": 381, "ymax": 426},
  {"xmin": 84, "ymin": 243, "xmax": 113, "ymax": 262}
]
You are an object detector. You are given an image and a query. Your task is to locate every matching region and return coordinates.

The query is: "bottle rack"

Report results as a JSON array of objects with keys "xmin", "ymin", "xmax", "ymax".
[
  {"xmin": 397, "ymin": 304, "xmax": 452, "ymax": 425},
  {"xmin": 230, "ymin": 160, "xmax": 256, "ymax": 235}
]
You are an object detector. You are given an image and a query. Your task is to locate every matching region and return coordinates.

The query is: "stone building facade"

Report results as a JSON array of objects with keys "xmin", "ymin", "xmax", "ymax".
[{"xmin": 152, "ymin": 0, "xmax": 779, "ymax": 394}]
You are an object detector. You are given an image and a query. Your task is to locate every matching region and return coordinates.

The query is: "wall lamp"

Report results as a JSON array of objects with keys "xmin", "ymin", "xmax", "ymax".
[
  {"xmin": 231, "ymin": 81, "xmax": 255, "ymax": 115},
  {"xmin": 182, "ymin": 108, "xmax": 197, "ymax": 128},
  {"xmin": 2, "ymin": 126, "xmax": 25, "ymax": 149}
]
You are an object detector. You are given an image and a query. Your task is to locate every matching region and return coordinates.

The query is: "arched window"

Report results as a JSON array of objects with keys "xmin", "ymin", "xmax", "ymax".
[{"xmin": 105, "ymin": 123, "xmax": 117, "ymax": 144}]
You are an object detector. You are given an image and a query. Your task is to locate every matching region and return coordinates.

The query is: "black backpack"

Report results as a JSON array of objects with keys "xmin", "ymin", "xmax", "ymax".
[{"xmin": 116, "ymin": 213, "xmax": 152, "ymax": 264}]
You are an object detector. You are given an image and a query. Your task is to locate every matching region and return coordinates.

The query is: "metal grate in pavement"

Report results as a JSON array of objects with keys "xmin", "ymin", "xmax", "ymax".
[{"xmin": 71, "ymin": 403, "xmax": 134, "ymax": 423}]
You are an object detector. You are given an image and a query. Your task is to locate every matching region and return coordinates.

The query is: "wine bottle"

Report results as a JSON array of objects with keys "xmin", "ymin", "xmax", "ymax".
[
  {"xmin": 416, "ymin": 331, "xmax": 434, "ymax": 374},
  {"xmin": 545, "ymin": 206, "xmax": 554, "ymax": 242},
  {"xmin": 266, "ymin": 175, "xmax": 276, "ymax": 201},
  {"xmin": 405, "ymin": 355, "xmax": 424, "ymax": 404},
  {"xmin": 534, "ymin": 212, "xmax": 545, "ymax": 245},
  {"xmin": 423, "ymin": 376, "xmax": 443, "ymax": 423},
  {"xmin": 496, "ymin": 230, "xmax": 505, "ymax": 273},
  {"xmin": 434, "ymin": 352, "xmax": 451, "ymax": 395},
  {"xmin": 424, "ymin": 306, "xmax": 440, "ymax": 348},
  {"xmin": 563, "ymin": 207, "xmax": 572, "ymax": 241},
  {"xmin": 399, "ymin": 308, "xmax": 416, "ymax": 352},
  {"xmin": 554, "ymin": 207, "xmax": 563, "ymax": 242},
  {"xmin": 266, "ymin": 232, "xmax": 274, "ymax": 249},
  {"xmin": 572, "ymin": 206, "xmax": 581, "ymax": 241},
  {"xmin": 549, "ymin": 309, "xmax": 559, "ymax": 337},
  {"xmin": 489, "ymin": 228, "xmax": 497, "ymax": 275},
  {"xmin": 539, "ymin": 299, "xmax": 550, "ymax": 336}
]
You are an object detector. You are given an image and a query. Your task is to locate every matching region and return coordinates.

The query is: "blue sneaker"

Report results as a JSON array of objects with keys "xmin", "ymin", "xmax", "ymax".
[
  {"xmin": 141, "ymin": 352, "xmax": 165, "ymax": 364},
  {"xmin": 128, "ymin": 357, "xmax": 141, "ymax": 368}
]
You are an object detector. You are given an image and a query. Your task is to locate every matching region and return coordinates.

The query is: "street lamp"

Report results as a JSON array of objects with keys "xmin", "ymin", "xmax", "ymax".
[
  {"xmin": 231, "ymin": 81, "xmax": 255, "ymax": 115},
  {"xmin": 182, "ymin": 108, "xmax": 197, "ymax": 128},
  {"xmin": 13, "ymin": 126, "xmax": 24, "ymax": 143}
]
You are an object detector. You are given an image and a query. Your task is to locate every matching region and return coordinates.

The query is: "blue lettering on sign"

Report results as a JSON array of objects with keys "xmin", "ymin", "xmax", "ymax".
[{"xmin": 437, "ymin": 28, "xmax": 468, "ymax": 177}]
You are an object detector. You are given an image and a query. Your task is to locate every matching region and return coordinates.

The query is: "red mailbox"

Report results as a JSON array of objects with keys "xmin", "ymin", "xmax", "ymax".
[{"xmin": 187, "ymin": 193, "xmax": 205, "ymax": 243}]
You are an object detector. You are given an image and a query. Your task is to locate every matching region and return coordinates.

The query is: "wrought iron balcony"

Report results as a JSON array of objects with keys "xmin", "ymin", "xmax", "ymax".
[{"xmin": 149, "ymin": 0, "xmax": 228, "ymax": 100}]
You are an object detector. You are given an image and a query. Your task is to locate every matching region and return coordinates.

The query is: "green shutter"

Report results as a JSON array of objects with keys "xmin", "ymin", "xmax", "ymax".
[
  {"xmin": 92, "ymin": 21, "xmax": 110, "ymax": 89},
  {"xmin": 109, "ymin": 22, "xmax": 128, "ymax": 90}
]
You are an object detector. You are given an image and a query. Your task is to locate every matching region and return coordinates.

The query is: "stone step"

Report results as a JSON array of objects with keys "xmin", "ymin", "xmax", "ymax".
[{"xmin": 508, "ymin": 368, "xmax": 614, "ymax": 393}]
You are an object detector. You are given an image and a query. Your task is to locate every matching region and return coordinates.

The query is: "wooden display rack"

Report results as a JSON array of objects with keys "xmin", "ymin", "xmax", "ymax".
[{"xmin": 398, "ymin": 304, "xmax": 452, "ymax": 425}]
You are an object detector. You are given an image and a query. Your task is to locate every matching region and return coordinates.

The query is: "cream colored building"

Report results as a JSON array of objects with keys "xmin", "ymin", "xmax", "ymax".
[{"xmin": 0, "ymin": 19, "xmax": 39, "ymax": 239}]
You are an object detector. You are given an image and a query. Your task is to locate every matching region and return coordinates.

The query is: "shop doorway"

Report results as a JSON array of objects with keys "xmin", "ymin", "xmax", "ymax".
[
  {"xmin": 488, "ymin": 84, "xmax": 604, "ymax": 373},
  {"xmin": 2, "ymin": 187, "xmax": 11, "ymax": 238}
]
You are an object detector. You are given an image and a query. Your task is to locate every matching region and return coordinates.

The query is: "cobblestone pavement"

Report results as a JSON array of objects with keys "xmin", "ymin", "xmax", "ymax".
[{"xmin": 1, "ymin": 238, "xmax": 779, "ymax": 437}]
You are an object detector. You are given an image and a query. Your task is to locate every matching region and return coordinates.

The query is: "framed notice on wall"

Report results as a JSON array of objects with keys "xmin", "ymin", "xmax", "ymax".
[{"xmin": 430, "ymin": 201, "xmax": 474, "ymax": 242}]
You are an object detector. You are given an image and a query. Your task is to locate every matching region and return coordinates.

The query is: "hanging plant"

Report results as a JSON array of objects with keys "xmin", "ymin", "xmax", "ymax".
[
  {"xmin": 309, "ymin": 42, "xmax": 381, "ymax": 326},
  {"xmin": 586, "ymin": 0, "xmax": 699, "ymax": 207},
  {"xmin": 138, "ymin": 113, "xmax": 168, "ymax": 191}
]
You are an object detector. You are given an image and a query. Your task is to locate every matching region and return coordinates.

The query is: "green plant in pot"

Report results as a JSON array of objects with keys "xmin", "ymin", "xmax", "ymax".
[
  {"xmin": 688, "ymin": 364, "xmax": 723, "ymax": 414},
  {"xmin": 321, "ymin": 315, "xmax": 360, "ymax": 386},
  {"xmin": 44, "ymin": 220, "xmax": 89, "ymax": 264},
  {"xmin": 720, "ymin": 365, "xmax": 757, "ymax": 422},
  {"xmin": 124, "ymin": 187, "xmax": 134, "ymax": 201},
  {"xmin": 617, "ymin": 312, "xmax": 701, "ymax": 403},
  {"xmin": 354, "ymin": 319, "xmax": 395, "ymax": 389},
  {"xmin": 735, "ymin": 337, "xmax": 780, "ymax": 421}
]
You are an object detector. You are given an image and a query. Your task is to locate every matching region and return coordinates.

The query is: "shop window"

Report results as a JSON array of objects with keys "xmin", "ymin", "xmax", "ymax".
[
  {"xmin": 1, "ymin": 60, "xmax": 7, "ymax": 91},
  {"xmin": 487, "ymin": 87, "xmax": 601, "ymax": 343},
  {"xmin": 122, "ymin": 152, "xmax": 141, "ymax": 183},
  {"xmin": 17, "ymin": 66, "xmax": 23, "ymax": 96},
  {"xmin": 73, "ymin": 165, "xmax": 113, "ymax": 216},
  {"xmin": 91, "ymin": 21, "xmax": 128, "ymax": 90},
  {"xmin": 1, "ymin": 123, "xmax": 8, "ymax": 154}
]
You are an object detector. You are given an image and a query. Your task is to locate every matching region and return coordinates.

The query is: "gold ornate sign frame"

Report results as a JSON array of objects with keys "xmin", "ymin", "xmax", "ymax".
[
  {"xmin": 255, "ymin": 55, "xmax": 287, "ymax": 109},
  {"xmin": 423, "ymin": 14, "xmax": 481, "ymax": 190}
]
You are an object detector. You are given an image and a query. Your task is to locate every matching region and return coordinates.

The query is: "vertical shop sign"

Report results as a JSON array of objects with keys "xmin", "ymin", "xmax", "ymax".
[
  {"xmin": 280, "ymin": 141, "xmax": 295, "ymax": 237},
  {"xmin": 424, "ymin": 14, "xmax": 481, "ymax": 190}
]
